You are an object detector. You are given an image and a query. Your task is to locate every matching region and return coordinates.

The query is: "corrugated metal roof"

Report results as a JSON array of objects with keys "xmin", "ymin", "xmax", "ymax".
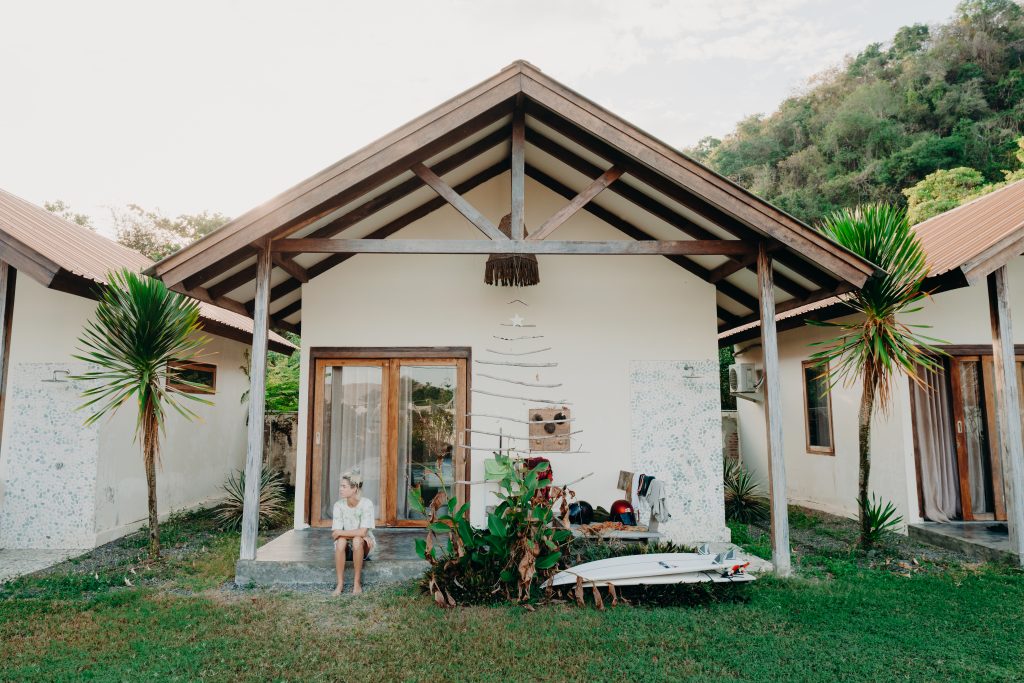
[
  {"xmin": 0, "ymin": 188, "xmax": 294, "ymax": 352},
  {"xmin": 914, "ymin": 178, "xmax": 1024, "ymax": 278},
  {"xmin": 719, "ymin": 178, "xmax": 1024, "ymax": 344}
]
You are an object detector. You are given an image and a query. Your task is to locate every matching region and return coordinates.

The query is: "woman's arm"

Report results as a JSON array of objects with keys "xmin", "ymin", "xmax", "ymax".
[{"xmin": 333, "ymin": 527, "xmax": 368, "ymax": 539}]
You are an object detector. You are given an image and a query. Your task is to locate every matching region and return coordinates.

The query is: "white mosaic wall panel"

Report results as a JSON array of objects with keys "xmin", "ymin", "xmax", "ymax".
[
  {"xmin": 630, "ymin": 360, "xmax": 730, "ymax": 544},
  {"xmin": 0, "ymin": 363, "xmax": 98, "ymax": 549}
]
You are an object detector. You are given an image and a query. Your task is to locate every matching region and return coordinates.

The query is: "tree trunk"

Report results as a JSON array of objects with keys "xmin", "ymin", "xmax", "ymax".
[
  {"xmin": 143, "ymin": 399, "xmax": 161, "ymax": 559},
  {"xmin": 858, "ymin": 365, "xmax": 879, "ymax": 549}
]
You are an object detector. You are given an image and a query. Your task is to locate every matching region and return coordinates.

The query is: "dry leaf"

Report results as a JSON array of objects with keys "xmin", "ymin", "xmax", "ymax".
[
  {"xmin": 591, "ymin": 582, "xmax": 604, "ymax": 611},
  {"xmin": 574, "ymin": 576, "xmax": 585, "ymax": 608}
]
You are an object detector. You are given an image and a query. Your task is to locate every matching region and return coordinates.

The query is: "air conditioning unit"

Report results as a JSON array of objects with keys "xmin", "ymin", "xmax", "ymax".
[{"xmin": 729, "ymin": 363, "xmax": 763, "ymax": 394}]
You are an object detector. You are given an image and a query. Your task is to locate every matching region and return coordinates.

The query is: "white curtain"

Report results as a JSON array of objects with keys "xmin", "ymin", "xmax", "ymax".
[
  {"xmin": 323, "ymin": 366, "xmax": 382, "ymax": 521},
  {"xmin": 910, "ymin": 364, "xmax": 960, "ymax": 522},
  {"xmin": 396, "ymin": 373, "xmax": 413, "ymax": 518}
]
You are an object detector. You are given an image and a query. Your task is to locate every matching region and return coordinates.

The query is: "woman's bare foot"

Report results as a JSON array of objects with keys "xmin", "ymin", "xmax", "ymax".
[
  {"xmin": 331, "ymin": 585, "xmax": 343, "ymax": 596},
  {"xmin": 352, "ymin": 584, "xmax": 363, "ymax": 595}
]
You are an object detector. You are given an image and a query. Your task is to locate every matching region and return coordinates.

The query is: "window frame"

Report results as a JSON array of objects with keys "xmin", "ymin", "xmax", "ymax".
[
  {"xmin": 167, "ymin": 360, "xmax": 217, "ymax": 395},
  {"xmin": 801, "ymin": 359, "xmax": 834, "ymax": 456}
]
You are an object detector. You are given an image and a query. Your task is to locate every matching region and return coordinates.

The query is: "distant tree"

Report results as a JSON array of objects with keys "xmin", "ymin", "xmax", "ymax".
[
  {"xmin": 43, "ymin": 200, "xmax": 93, "ymax": 229},
  {"xmin": 111, "ymin": 205, "xmax": 230, "ymax": 261},
  {"xmin": 902, "ymin": 167, "xmax": 987, "ymax": 224}
]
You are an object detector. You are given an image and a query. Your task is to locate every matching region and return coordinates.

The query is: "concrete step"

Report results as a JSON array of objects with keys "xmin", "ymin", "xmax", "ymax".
[{"xmin": 236, "ymin": 557, "xmax": 427, "ymax": 587}]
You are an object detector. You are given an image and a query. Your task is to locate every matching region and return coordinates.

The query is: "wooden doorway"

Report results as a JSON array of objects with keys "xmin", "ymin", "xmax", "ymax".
[
  {"xmin": 307, "ymin": 348, "xmax": 469, "ymax": 528},
  {"xmin": 947, "ymin": 353, "xmax": 1024, "ymax": 521}
]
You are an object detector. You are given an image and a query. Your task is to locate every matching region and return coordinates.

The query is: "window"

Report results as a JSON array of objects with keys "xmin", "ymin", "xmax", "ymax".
[
  {"xmin": 802, "ymin": 360, "xmax": 833, "ymax": 455},
  {"xmin": 167, "ymin": 361, "xmax": 217, "ymax": 394}
]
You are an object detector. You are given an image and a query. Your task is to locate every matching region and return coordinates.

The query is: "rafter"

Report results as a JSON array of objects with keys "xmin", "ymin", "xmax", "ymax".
[
  {"xmin": 272, "ymin": 254, "xmax": 309, "ymax": 283},
  {"xmin": 274, "ymin": 238, "xmax": 752, "ymax": 256},
  {"xmin": 528, "ymin": 165, "xmax": 623, "ymax": 241},
  {"xmin": 412, "ymin": 163, "xmax": 507, "ymax": 241}
]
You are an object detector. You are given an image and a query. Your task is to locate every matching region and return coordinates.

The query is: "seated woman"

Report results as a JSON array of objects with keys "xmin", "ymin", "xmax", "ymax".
[{"xmin": 331, "ymin": 472, "xmax": 377, "ymax": 596}]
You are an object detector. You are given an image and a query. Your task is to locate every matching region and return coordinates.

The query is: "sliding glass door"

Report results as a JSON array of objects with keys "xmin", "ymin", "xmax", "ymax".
[{"xmin": 309, "ymin": 352, "xmax": 467, "ymax": 528}]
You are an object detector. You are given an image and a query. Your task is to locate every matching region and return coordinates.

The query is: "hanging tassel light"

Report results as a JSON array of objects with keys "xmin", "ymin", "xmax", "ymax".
[{"xmin": 485, "ymin": 213, "xmax": 540, "ymax": 287}]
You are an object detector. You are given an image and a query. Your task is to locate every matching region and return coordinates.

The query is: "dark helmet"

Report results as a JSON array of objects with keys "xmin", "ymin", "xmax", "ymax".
[
  {"xmin": 568, "ymin": 500, "xmax": 594, "ymax": 525},
  {"xmin": 609, "ymin": 499, "xmax": 636, "ymax": 526}
]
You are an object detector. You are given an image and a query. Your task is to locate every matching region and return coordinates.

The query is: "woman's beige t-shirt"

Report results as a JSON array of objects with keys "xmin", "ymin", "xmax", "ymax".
[{"xmin": 331, "ymin": 497, "xmax": 376, "ymax": 546}]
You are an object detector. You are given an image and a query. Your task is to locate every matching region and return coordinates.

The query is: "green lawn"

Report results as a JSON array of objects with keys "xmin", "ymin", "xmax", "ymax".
[{"xmin": 1, "ymin": 510, "xmax": 1021, "ymax": 682}]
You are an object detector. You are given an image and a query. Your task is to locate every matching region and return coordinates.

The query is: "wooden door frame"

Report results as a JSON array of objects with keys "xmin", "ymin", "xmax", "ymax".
[{"xmin": 304, "ymin": 347, "xmax": 471, "ymax": 527}]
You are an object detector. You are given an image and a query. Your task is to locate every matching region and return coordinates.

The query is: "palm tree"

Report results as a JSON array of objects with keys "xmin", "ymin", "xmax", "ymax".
[
  {"xmin": 73, "ymin": 269, "xmax": 210, "ymax": 558},
  {"xmin": 810, "ymin": 204, "xmax": 943, "ymax": 549}
]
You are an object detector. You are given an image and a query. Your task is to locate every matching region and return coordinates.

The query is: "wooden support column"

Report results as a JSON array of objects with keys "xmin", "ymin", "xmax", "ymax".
[
  {"xmin": 988, "ymin": 266, "xmax": 1024, "ymax": 566},
  {"xmin": 0, "ymin": 262, "xmax": 16, "ymax": 454},
  {"xmin": 239, "ymin": 245, "xmax": 272, "ymax": 561},
  {"xmin": 510, "ymin": 96, "xmax": 526, "ymax": 240},
  {"xmin": 757, "ymin": 242, "xmax": 792, "ymax": 576}
]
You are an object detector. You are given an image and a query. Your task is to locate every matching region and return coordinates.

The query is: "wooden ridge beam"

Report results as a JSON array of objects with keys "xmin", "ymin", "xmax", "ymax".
[
  {"xmin": 273, "ymin": 238, "xmax": 754, "ymax": 256},
  {"xmin": 205, "ymin": 126, "xmax": 511, "ymax": 300},
  {"xmin": 244, "ymin": 160, "xmax": 511, "ymax": 317},
  {"xmin": 525, "ymin": 127, "xmax": 812, "ymax": 299},
  {"xmin": 524, "ymin": 163, "xmax": 760, "ymax": 313},
  {"xmin": 525, "ymin": 103, "xmax": 836, "ymax": 291},
  {"xmin": 528, "ymin": 165, "xmax": 623, "ymax": 241},
  {"xmin": 412, "ymin": 162, "xmax": 507, "ymax": 241},
  {"xmin": 510, "ymin": 95, "xmax": 526, "ymax": 240}
]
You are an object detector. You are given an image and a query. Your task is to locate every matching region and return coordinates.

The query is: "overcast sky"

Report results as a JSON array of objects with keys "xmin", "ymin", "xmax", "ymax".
[{"xmin": 0, "ymin": 0, "xmax": 961, "ymax": 231}]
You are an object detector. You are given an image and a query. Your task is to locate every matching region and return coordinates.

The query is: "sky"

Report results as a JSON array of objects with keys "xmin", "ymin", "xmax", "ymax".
[{"xmin": 0, "ymin": 0, "xmax": 962, "ymax": 233}]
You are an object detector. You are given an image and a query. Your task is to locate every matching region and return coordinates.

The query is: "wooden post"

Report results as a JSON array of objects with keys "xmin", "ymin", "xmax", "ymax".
[
  {"xmin": 239, "ymin": 245, "xmax": 272, "ymax": 561},
  {"xmin": 510, "ymin": 96, "xmax": 525, "ymax": 241},
  {"xmin": 757, "ymin": 242, "xmax": 792, "ymax": 576},
  {"xmin": 0, "ymin": 262, "xmax": 15, "ymax": 457},
  {"xmin": 988, "ymin": 266, "xmax": 1024, "ymax": 566}
]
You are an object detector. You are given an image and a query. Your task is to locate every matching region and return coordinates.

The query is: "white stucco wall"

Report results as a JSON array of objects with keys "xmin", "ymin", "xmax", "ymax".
[
  {"xmin": 0, "ymin": 275, "xmax": 250, "ymax": 548},
  {"xmin": 735, "ymin": 254, "xmax": 1024, "ymax": 527},
  {"xmin": 294, "ymin": 173, "xmax": 730, "ymax": 542}
]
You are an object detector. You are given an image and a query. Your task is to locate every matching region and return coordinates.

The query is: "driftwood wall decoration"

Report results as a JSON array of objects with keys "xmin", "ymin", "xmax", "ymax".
[{"xmin": 529, "ymin": 407, "xmax": 571, "ymax": 452}]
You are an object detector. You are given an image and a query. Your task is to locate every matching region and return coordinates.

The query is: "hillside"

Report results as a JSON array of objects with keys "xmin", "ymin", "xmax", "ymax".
[{"xmin": 690, "ymin": 0, "xmax": 1024, "ymax": 225}]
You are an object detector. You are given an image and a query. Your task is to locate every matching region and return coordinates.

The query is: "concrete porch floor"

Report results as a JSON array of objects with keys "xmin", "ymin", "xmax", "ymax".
[
  {"xmin": 908, "ymin": 521, "xmax": 1015, "ymax": 563},
  {"xmin": 235, "ymin": 527, "xmax": 428, "ymax": 587}
]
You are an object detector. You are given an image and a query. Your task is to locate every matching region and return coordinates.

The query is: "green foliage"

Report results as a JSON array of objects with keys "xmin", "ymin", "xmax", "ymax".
[
  {"xmin": 810, "ymin": 204, "xmax": 944, "ymax": 408},
  {"xmin": 860, "ymin": 494, "xmax": 905, "ymax": 548},
  {"xmin": 111, "ymin": 204, "xmax": 230, "ymax": 261},
  {"xmin": 694, "ymin": 1, "xmax": 1024, "ymax": 224},
  {"xmin": 242, "ymin": 332, "xmax": 301, "ymax": 412},
  {"xmin": 718, "ymin": 346, "xmax": 736, "ymax": 410},
  {"xmin": 43, "ymin": 199, "xmax": 93, "ymax": 228},
  {"xmin": 902, "ymin": 166, "xmax": 987, "ymax": 223},
  {"xmin": 214, "ymin": 466, "xmax": 289, "ymax": 531},
  {"xmin": 723, "ymin": 458, "xmax": 769, "ymax": 524},
  {"xmin": 409, "ymin": 454, "xmax": 572, "ymax": 605}
]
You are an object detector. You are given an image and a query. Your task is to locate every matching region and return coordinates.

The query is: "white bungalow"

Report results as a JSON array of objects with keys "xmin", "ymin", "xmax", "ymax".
[
  {"xmin": 0, "ymin": 189, "xmax": 294, "ymax": 551},
  {"xmin": 723, "ymin": 180, "xmax": 1024, "ymax": 563},
  {"xmin": 146, "ymin": 62, "xmax": 878, "ymax": 581}
]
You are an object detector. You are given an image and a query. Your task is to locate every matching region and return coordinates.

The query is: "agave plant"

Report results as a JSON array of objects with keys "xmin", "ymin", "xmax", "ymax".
[
  {"xmin": 860, "ymin": 494, "xmax": 904, "ymax": 548},
  {"xmin": 809, "ymin": 204, "xmax": 944, "ymax": 549},
  {"xmin": 723, "ymin": 458, "xmax": 770, "ymax": 524},
  {"xmin": 216, "ymin": 466, "xmax": 289, "ymax": 531},
  {"xmin": 73, "ymin": 268, "xmax": 210, "ymax": 558}
]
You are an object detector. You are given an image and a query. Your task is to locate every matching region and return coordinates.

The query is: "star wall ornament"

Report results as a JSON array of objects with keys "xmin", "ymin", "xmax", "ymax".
[{"xmin": 510, "ymin": 314, "xmax": 525, "ymax": 327}]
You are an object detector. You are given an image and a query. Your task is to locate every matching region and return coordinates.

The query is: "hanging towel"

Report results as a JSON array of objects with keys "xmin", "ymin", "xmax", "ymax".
[{"xmin": 642, "ymin": 479, "xmax": 672, "ymax": 524}]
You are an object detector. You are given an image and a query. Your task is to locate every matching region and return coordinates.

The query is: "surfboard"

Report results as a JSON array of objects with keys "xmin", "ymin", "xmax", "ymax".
[{"xmin": 548, "ymin": 551, "xmax": 750, "ymax": 587}]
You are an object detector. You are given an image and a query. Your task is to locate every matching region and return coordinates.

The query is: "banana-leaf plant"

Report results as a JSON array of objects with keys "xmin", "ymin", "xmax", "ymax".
[
  {"xmin": 72, "ymin": 269, "xmax": 211, "ymax": 558},
  {"xmin": 808, "ymin": 204, "xmax": 944, "ymax": 549},
  {"xmin": 409, "ymin": 453, "xmax": 573, "ymax": 606}
]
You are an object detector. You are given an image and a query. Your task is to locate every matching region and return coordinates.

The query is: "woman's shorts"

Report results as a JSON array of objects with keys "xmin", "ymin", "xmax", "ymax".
[{"xmin": 335, "ymin": 537, "xmax": 373, "ymax": 560}]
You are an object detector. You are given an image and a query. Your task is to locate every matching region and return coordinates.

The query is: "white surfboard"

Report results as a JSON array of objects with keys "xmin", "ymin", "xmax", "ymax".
[{"xmin": 548, "ymin": 551, "xmax": 748, "ymax": 587}]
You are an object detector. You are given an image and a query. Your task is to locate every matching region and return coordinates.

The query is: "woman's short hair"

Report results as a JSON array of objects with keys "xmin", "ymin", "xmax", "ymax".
[{"xmin": 339, "ymin": 471, "xmax": 363, "ymax": 490}]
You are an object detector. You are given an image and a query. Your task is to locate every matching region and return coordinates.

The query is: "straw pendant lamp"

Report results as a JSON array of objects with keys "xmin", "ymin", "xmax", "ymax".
[{"xmin": 485, "ymin": 213, "xmax": 540, "ymax": 287}]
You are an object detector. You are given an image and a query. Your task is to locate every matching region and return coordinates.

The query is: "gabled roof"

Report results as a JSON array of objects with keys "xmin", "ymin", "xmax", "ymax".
[
  {"xmin": 0, "ymin": 188, "xmax": 295, "ymax": 354},
  {"xmin": 718, "ymin": 178, "xmax": 1024, "ymax": 345},
  {"xmin": 148, "ymin": 61, "xmax": 880, "ymax": 332}
]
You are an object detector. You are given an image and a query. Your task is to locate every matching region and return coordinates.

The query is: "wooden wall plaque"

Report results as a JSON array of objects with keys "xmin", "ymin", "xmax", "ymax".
[{"xmin": 528, "ymin": 406, "xmax": 571, "ymax": 452}]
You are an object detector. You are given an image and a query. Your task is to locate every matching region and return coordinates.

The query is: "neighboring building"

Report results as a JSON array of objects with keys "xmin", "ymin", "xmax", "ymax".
[
  {"xmin": 0, "ymin": 189, "xmax": 294, "ymax": 549},
  {"xmin": 147, "ymin": 60, "xmax": 877, "ymax": 570},
  {"xmin": 723, "ymin": 180, "xmax": 1024, "ymax": 532}
]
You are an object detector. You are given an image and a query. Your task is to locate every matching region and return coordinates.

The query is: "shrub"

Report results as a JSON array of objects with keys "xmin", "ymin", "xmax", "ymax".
[
  {"xmin": 410, "ymin": 454, "xmax": 573, "ymax": 606},
  {"xmin": 859, "ymin": 494, "xmax": 903, "ymax": 549},
  {"xmin": 724, "ymin": 458, "xmax": 770, "ymax": 524},
  {"xmin": 215, "ymin": 466, "xmax": 289, "ymax": 531}
]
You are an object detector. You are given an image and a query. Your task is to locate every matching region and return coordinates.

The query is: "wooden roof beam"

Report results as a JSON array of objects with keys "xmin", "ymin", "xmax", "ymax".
[
  {"xmin": 272, "ymin": 254, "xmax": 309, "ymax": 284},
  {"xmin": 412, "ymin": 163, "xmax": 508, "ymax": 241},
  {"xmin": 510, "ymin": 94, "xmax": 526, "ymax": 240},
  {"xmin": 274, "ymin": 238, "xmax": 751, "ymax": 256},
  {"xmin": 528, "ymin": 165, "xmax": 623, "ymax": 241}
]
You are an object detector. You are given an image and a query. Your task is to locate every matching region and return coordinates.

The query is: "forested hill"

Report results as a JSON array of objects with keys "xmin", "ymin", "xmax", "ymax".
[{"xmin": 688, "ymin": 0, "xmax": 1024, "ymax": 226}]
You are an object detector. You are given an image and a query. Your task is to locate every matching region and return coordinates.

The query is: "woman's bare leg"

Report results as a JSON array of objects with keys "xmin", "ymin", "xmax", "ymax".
[
  {"xmin": 332, "ymin": 539, "xmax": 348, "ymax": 596},
  {"xmin": 351, "ymin": 539, "xmax": 368, "ymax": 594}
]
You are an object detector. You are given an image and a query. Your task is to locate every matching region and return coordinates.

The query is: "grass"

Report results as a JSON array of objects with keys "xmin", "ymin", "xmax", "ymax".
[{"xmin": 1, "ymin": 508, "xmax": 1022, "ymax": 682}]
